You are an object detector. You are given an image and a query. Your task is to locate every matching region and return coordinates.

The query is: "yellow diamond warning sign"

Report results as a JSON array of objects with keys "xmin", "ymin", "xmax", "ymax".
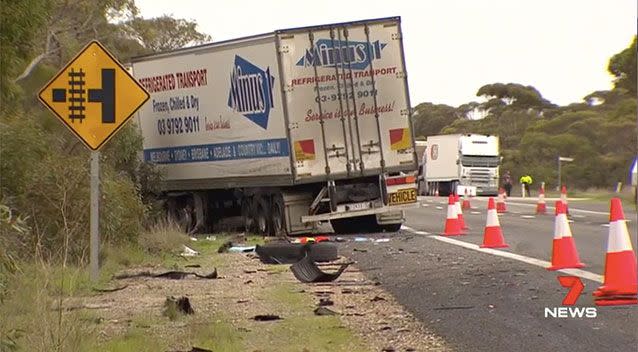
[{"xmin": 39, "ymin": 41, "xmax": 149, "ymax": 150}]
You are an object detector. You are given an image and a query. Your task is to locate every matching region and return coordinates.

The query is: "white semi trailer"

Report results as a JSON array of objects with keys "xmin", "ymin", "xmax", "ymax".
[
  {"xmin": 131, "ymin": 17, "xmax": 418, "ymax": 235},
  {"xmin": 420, "ymin": 134, "xmax": 500, "ymax": 196}
]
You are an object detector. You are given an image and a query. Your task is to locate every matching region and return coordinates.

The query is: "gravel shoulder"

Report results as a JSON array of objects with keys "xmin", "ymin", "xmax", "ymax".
[{"xmin": 72, "ymin": 239, "xmax": 450, "ymax": 351}]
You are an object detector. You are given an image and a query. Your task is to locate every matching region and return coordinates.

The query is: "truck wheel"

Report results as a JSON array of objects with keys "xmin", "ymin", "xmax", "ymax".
[
  {"xmin": 241, "ymin": 198, "xmax": 254, "ymax": 233},
  {"xmin": 380, "ymin": 223, "xmax": 402, "ymax": 232},
  {"xmin": 254, "ymin": 197, "xmax": 270, "ymax": 235},
  {"xmin": 270, "ymin": 194, "xmax": 285, "ymax": 237}
]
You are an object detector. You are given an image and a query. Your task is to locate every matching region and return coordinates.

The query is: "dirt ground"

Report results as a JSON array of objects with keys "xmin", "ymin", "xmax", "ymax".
[{"xmin": 71, "ymin": 249, "xmax": 450, "ymax": 351}]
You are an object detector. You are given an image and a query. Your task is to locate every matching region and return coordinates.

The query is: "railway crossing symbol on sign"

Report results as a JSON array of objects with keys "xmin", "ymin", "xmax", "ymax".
[{"xmin": 39, "ymin": 40, "xmax": 149, "ymax": 150}]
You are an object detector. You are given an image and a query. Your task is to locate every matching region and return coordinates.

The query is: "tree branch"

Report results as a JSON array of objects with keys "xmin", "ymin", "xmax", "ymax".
[{"xmin": 13, "ymin": 31, "xmax": 54, "ymax": 83}]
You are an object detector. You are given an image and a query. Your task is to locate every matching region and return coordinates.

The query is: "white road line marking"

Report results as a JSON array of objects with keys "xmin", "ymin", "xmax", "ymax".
[
  {"xmin": 470, "ymin": 211, "xmax": 482, "ymax": 215},
  {"xmin": 435, "ymin": 206, "xmax": 443, "ymax": 210},
  {"xmin": 404, "ymin": 229, "xmax": 604, "ymax": 283},
  {"xmin": 401, "ymin": 225, "xmax": 431, "ymax": 235},
  {"xmin": 502, "ymin": 201, "xmax": 608, "ymax": 216},
  {"xmin": 521, "ymin": 215, "xmax": 536, "ymax": 219}
]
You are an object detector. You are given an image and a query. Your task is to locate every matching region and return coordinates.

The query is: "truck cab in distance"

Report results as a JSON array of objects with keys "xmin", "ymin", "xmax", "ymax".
[{"xmin": 419, "ymin": 134, "xmax": 500, "ymax": 196}]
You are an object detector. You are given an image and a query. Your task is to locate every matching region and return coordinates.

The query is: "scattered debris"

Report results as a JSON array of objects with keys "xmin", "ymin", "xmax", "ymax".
[
  {"xmin": 236, "ymin": 299, "xmax": 250, "ymax": 304},
  {"xmin": 181, "ymin": 245, "xmax": 199, "ymax": 257},
  {"xmin": 184, "ymin": 264, "xmax": 202, "ymax": 268},
  {"xmin": 290, "ymin": 255, "xmax": 350, "ymax": 283},
  {"xmin": 354, "ymin": 237, "xmax": 370, "ymax": 242},
  {"xmin": 292, "ymin": 236, "xmax": 330, "ymax": 244},
  {"xmin": 163, "ymin": 296, "xmax": 194, "ymax": 319},
  {"xmin": 318, "ymin": 298, "xmax": 334, "ymax": 306},
  {"xmin": 253, "ymin": 314, "xmax": 281, "ymax": 321},
  {"xmin": 92, "ymin": 285, "xmax": 129, "ymax": 293},
  {"xmin": 115, "ymin": 269, "xmax": 217, "ymax": 280},
  {"xmin": 382, "ymin": 346, "xmax": 396, "ymax": 351},
  {"xmin": 56, "ymin": 303, "xmax": 112, "ymax": 311},
  {"xmin": 353, "ymin": 248, "xmax": 368, "ymax": 253},
  {"xmin": 205, "ymin": 236, "xmax": 216, "ymax": 241},
  {"xmin": 370, "ymin": 295, "xmax": 386, "ymax": 302},
  {"xmin": 313, "ymin": 290, "xmax": 334, "ymax": 296},
  {"xmin": 228, "ymin": 245, "xmax": 256, "ymax": 253},
  {"xmin": 244, "ymin": 280, "xmax": 253, "ymax": 284},
  {"xmin": 256, "ymin": 242, "xmax": 338, "ymax": 264},
  {"xmin": 374, "ymin": 238, "xmax": 390, "ymax": 243},
  {"xmin": 217, "ymin": 240, "xmax": 233, "ymax": 253},
  {"xmin": 189, "ymin": 237, "xmax": 198, "ymax": 241},
  {"xmin": 314, "ymin": 307, "xmax": 338, "ymax": 316},
  {"xmin": 243, "ymin": 269, "xmax": 257, "ymax": 274},
  {"xmin": 168, "ymin": 347, "xmax": 213, "ymax": 352}
]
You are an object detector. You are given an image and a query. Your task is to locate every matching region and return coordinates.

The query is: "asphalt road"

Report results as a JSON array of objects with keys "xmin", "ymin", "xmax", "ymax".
[{"xmin": 341, "ymin": 196, "xmax": 638, "ymax": 352}]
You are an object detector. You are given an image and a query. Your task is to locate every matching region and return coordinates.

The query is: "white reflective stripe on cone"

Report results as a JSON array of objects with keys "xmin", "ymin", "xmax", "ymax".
[
  {"xmin": 554, "ymin": 213, "xmax": 570, "ymax": 239},
  {"xmin": 608, "ymin": 220, "xmax": 634, "ymax": 253},
  {"xmin": 486, "ymin": 209, "xmax": 500, "ymax": 227},
  {"xmin": 447, "ymin": 204, "xmax": 458, "ymax": 219}
]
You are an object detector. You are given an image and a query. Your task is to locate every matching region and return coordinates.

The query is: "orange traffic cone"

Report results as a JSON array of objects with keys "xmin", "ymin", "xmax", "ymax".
[
  {"xmin": 480, "ymin": 197, "xmax": 509, "ymax": 248},
  {"xmin": 560, "ymin": 185, "xmax": 569, "ymax": 215},
  {"xmin": 462, "ymin": 189, "xmax": 472, "ymax": 210},
  {"xmin": 455, "ymin": 194, "xmax": 468, "ymax": 231},
  {"xmin": 536, "ymin": 186, "xmax": 547, "ymax": 215},
  {"xmin": 496, "ymin": 188, "xmax": 507, "ymax": 213},
  {"xmin": 593, "ymin": 198, "xmax": 637, "ymax": 306},
  {"xmin": 547, "ymin": 201, "xmax": 585, "ymax": 270},
  {"xmin": 442, "ymin": 194, "xmax": 462, "ymax": 236}
]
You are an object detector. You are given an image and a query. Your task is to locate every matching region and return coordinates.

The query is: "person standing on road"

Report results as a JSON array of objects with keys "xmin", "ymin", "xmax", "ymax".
[
  {"xmin": 520, "ymin": 174, "xmax": 533, "ymax": 197},
  {"xmin": 502, "ymin": 170, "xmax": 513, "ymax": 197}
]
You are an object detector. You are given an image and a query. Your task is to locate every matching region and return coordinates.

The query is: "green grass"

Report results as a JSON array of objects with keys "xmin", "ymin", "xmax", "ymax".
[
  {"xmin": 190, "ymin": 317, "xmax": 245, "ymax": 351},
  {"xmin": 542, "ymin": 188, "xmax": 636, "ymax": 205},
  {"xmin": 95, "ymin": 327, "xmax": 167, "ymax": 352},
  {"xmin": 239, "ymin": 282, "xmax": 368, "ymax": 352},
  {"xmin": 1, "ymin": 232, "xmax": 368, "ymax": 352}
]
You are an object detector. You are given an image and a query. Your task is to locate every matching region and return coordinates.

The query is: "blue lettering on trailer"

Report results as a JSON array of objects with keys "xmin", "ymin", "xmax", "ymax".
[
  {"xmin": 296, "ymin": 39, "xmax": 387, "ymax": 70},
  {"xmin": 227, "ymin": 55, "xmax": 275, "ymax": 130},
  {"xmin": 143, "ymin": 138, "xmax": 289, "ymax": 164}
]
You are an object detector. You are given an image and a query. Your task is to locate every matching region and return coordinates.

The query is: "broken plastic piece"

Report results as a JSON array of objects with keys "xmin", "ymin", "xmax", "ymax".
[{"xmin": 290, "ymin": 255, "xmax": 350, "ymax": 283}]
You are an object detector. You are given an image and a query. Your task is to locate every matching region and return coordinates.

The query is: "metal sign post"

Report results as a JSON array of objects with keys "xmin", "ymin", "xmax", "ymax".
[
  {"xmin": 38, "ymin": 41, "xmax": 149, "ymax": 281},
  {"xmin": 90, "ymin": 151, "xmax": 100, "ymax": 281},
  {"xmin": 557, "ymin": 156, "xmax": 574, "ymax": 191}
]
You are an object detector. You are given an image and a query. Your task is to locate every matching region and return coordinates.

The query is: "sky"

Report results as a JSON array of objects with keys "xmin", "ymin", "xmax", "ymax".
[{"xmin": 135, "ymin": 0, "xmax": 636, "ymax": 107}]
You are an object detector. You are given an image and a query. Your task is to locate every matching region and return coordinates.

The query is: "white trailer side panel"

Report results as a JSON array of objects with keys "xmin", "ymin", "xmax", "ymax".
[
  {"xmin": 277, "ymin": 18, "xmax": 415, "ymax": 180},
  {"xmin": 132, "ymin": 35, "xmax": 292, "ymax": 184},
  {"xmin": 424, "ymin": 134, "xmax": 461, "ymax": 180}
]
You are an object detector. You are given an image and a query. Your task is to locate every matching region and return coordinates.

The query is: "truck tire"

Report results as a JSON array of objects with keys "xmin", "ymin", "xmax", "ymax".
[
  {"xmin": 270, "ymin": 194, "xmax": 285, "ymax": 237},
  {"xmin": 380, "ymin": 223, "xmax": 402, "ymax": 232},
  {"xmin": 255, "ymin": 242, "xmax": 338, "ymax": 264},
  {"xmin": 254, "ymin": 197, "xmax": 270, "ymax": 235},
  {"xmin": 241, "ymin": 198, "xmax": 254, "ymax": 233}
]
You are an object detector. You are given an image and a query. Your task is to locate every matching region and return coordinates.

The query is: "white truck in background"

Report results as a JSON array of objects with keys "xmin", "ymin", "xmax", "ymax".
[
  {"xmin": 419, "ymin": 134, "xmax": 500, "ymax": 196},
  {"xmin": 131, "ymin": 17, "xmax": 418, "ymax": 235}
]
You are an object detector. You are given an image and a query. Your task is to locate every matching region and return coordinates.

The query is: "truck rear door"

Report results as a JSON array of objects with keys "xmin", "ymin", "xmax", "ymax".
[{"xmin": 277, "ymin": 17, "xmax": 415, "ymax": 181}]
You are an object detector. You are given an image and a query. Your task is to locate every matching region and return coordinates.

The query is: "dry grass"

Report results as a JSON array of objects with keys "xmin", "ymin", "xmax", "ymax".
[{"xmin": 137, "ymin": 220, "xmax": 190, "ymax": 255}]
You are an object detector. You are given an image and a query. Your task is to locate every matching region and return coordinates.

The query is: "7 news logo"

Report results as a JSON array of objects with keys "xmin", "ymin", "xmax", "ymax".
[{"xmin": 544, "ymin": 276, "xmax": 597, "ymax": 318}]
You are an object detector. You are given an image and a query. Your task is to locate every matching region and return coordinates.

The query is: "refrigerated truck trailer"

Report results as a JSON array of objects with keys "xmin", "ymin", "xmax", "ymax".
[
  {"xmin": 420, "ymin": 134, "xmax": 500, "ymax": 196},
  {"xmin": 131, "ymin": 17, "xmax": 419, "ymax": 235}
]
